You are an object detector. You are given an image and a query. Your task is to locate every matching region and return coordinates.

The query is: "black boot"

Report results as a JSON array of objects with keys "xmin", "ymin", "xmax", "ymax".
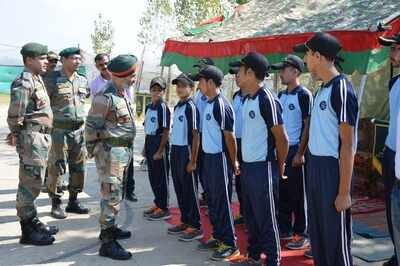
[
  {"xmin": 65, "ymin": 193, "xmax": 90, "ymax": 214},
  {"xmin": 99, "ymin": 225, "xmax": 131, "ymax": 240},
  {"xmin": 99, "ymin": 228, "xmax": 132, "ymax": 260},
  {"xmin": 31, "ymin": 217, "xmax": 59, "ymax": 235},
  {"xmin": 20, "ymin": 218, "xmax": 55, "ymax": 246},
  {"xmin": 125, "ymin": 193, "xmax": 138, "ymax": 202},
  {"xmin": 51, "ymin": 198, "xmax": 67, "ymax": 219}
]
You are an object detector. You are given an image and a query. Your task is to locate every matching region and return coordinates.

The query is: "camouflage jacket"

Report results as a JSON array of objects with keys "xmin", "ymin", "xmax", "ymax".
[
  {"xmin": 7, "ymin": 68, "xmax": 53, "ymax": 134},
  {"xmin": 85, "ymin": 81, "xmax": 136, "ymax": 155},
  {"xmin": 44, "ymin": 69, "xmax": 89, "ymax": 124}
]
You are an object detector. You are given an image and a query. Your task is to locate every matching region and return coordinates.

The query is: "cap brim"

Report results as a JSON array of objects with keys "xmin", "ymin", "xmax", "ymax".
[
  {"xmin": 229, "ymin": 67, "xmax": 239, "ymax": 75},
  {"xmin": 270, "ymin": 63, "xmax": 285, "ymax": 70},
  {"xmin": 172, "ymin": 77, "xmax": 193, "ymax": 86},
  {"xmin": 150, "ymin": 82, "xmax": 166, "ymax": 90},
  {"xmin": 378, "ymin": 36, "xmax": 399, "ymax": 46},
  {"xmin": 188, "ymin": 73, "xmax": 200, "ymax": 81},
  {"xmin": 229, "ymin": 61, "xmax": 241, "ymax": 68},
  {"xmin": 293, "ymin": 43, "xmax": 307, "ymax": 53}
]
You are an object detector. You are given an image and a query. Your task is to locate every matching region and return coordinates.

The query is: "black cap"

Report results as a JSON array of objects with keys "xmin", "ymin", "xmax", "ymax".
[
  {"xmin": 229, "ymin": 67, "xmax": 239, "ymax": 75},
  {"xmin": 191, "ymin": 65, "xmax": 224, "ymax": 85},
  {"xmin": 294, "ymin": 32, "xmax": 342, "ymax": 59},
  {"xmin": 150, "ymin": 76, "xmax": 167, "ymax": 90},
  {"xmin": 378, "ymin": 33, "xmax": 400, "ymax": 46},
  {"xmin": 172, "ymin": 73, "xmax": 195, "ymax": 87},
  {"xmin": 271, "ymin": 54, "xmax": 305, "ymax": 72},
  {"xmin": 229, "ymin": 52, "xmax": 270, "ymax": 78},
  {"xmin": 193, "ymin": 57, "xmax": 215, "ymax": 68}
]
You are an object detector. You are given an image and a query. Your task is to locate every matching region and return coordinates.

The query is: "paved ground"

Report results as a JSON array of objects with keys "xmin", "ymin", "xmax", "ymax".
[{"xmin": 0, "ymin": 104, "xmax": 388, "ymax": 266}]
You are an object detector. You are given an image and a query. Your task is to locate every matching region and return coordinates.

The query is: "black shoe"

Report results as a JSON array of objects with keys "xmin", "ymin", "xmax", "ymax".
[
  {"xmin": 66, "ymin": 199, "xmax": 90, "ymax": 214},
  {"xmin": 32, "ymin": 217, "xmax": 58, "ymax": 235},
  {"xmin": 51, "ymin": 198, "xmax": 67, "ymax": 219},
  {"xmin": 99, "ymin": 226, "xmax": 131, "ymax": 240},
  {"xmin": 20, "ymin": 219, "xmax": 55, "ymax": 246},
  {"xmin": 99, "ymin": 240, "xmax": 132, "ymax": 260},
  {"xmin": 125, "ymin": 193, "xmax": 138, "ymax": 202},
  {"xmin": 383, "ymin": 255, "xmax": 398, "ymax": 266}
]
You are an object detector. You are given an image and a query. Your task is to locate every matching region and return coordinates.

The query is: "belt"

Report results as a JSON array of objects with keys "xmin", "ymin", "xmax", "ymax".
[
  {"xmin": 53, "ymin": 120, "xmax": 84, "ymax": 130},
  {"xmin": 104, "ymin": 138, "xmax": 132, "ymax": 148},
  {"xmin": 23, "ymin": 124, "xmax": 52, "ymax": 134}
]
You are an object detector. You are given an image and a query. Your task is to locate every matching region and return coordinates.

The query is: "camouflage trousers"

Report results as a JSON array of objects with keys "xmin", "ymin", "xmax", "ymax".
[
  {"xmin": 93, "ymin": 142, "xmax": 131, "ymax": 230},
  {"xmin": 47, "ymin": 127, "xmax": 86, "ymax": 198},
  {"xmin": 16, "ymin": 131, "xmax": 51, "ymax": 220}
]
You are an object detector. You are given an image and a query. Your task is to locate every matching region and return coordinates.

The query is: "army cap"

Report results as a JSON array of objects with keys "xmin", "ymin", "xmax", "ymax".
[
  {"xmin": 271, "ymin": 54, "xmax": 305, "ymax": 72},
  {"xmin": 20, "ymin": 42, "xmax": 48, "ymax": 57},
  {"xmin": 108, "ymin": 54, "xmax": 138, "ymax": 78},
  {"xmin": 378, "ymin": 33, "xmax": 400, "ymax": 46},
  {"xmin": 294, "ymin": 32, "xmax": 342, "ymax": 60},
  {"xmin": 150, "ymin": 76, "xmax": 167, "ymax": 90},
  {"xmin": 229, "ymin": 52, "xmax": 270, "ymax": 78},
  {"xmin": 59, "ymin": 47, "xmax": 81, "ymax": 58},
  {"xmin": 172, "ymin": 73, "xmax": 195, "ymax": 87},
  {"xmin": 47, "ymin": 51, "xmax": 59, "ymax": 61},
  {"xmin": 191, "ymin": 65, "xmax": 224, "ymax": 85}
]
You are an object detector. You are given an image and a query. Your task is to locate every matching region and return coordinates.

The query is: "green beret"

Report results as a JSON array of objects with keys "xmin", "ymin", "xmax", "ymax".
[
  {"xmin": 108, "ymin": 54, "xmax": 138, "ymax": 77},
  {"xmin": 59, "ymin": 47, "xmax": 81, "ymax": 57},
  {"xmin": 20, "ymin": 42, "xmax": 48, "ymax": 57}
]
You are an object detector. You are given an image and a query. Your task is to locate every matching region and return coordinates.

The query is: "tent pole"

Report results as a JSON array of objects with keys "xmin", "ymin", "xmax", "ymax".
[
  {"xmin": 273, "ymin": 73, "xmax": 279, "ymax": 92},
  {"xmin": 355, "ymin": 74, "xmax": 368, "ymax": 152},
  {"xmin": 160, "ymin": 66, "xmax": 165, "ymax": 78},
  {"xmin": 166, "ymin": 66, "xmax": 172, "ymax": 102}
]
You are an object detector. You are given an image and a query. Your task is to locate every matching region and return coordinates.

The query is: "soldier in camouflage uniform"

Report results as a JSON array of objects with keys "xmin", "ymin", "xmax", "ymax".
[
  {"xmin": 44, "ymin": 47, "xmax": 90, "ymax": 219},
  {"xmin": 86, "ymin": 54, "xmax": 138, "ymax": 260},
  {"xmin": 7, "ymin": 42, "xmax": 58, "ymax": 245}
]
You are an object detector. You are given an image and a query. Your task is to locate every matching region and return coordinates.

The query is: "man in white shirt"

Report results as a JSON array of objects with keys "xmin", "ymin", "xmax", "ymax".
[{"xmin": 89, "ymin": 53, "xmax": 111, "ymax": 98}]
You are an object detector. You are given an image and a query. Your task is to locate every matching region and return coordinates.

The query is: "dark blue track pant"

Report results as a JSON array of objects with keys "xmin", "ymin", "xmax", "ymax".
[
  {"xmin": 307, "ymin": 153, "xmax": 352, "ymax": 266},
  {"xmin": 202, "ymin": 152, "xmax": 236, "ymax": 246},
  {"xmin": 145, "ymin": 135, "xmax": 169, "ymax": 210},
  {"xmin": 170, "ymin": 145, "xmax": 201, "ymax": 229},
  {"xmin": 235, "ymin": 138, "xmax": 244, "ymax": 216},
  {"xmin": 241, "ymin": 160, "xmax": 280, "ymax": 266}
]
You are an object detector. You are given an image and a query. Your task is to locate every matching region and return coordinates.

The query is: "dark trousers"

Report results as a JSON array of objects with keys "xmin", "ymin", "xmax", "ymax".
[
  {"xmin": 202, "ymin": 152, "xmax": 235, "ymax": 246},
  {"xmin": 170, "ymin": 145, "xmax": 201, "ymax": 229},
  {"xmin": 307, "ymin": 153, "xmax": 352, "ymax": 266},
  {"xmin": 197, "ymin": 134, "xmax": 206, "ymax": 195},
  {"xmin": 278, "ymin": 145, "xmax": 307, "ymax": 236},
  {"xmin": 145, "ymin": 135, "xmax": 169, "ymax": 210},
  {"xmin": 241, "ymin": 160, "xmax": 280, "ymax": 266},
  {"xmin": 383, "ymin": 147, "xmax": 398, "ymax": 260},
  {"xmin": 126, "ymin": 158, "xmax": 135, "ymax": 195},
  {"xmin": 235, "ymin": 138, "xmax": 243, "ymax": 215}
]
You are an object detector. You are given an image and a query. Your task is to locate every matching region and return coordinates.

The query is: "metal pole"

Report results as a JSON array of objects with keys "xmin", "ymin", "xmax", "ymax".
[
  {"xmin": 166, "ymin": 66, "xmax": 172, "ymax": 102},
  {"xmin": 160, "ymin": 66, "xmax": 165, "ymax": 78},
  {"xmin": 355, "ymin": 74, "xmax": 368, "ymax": 152}
]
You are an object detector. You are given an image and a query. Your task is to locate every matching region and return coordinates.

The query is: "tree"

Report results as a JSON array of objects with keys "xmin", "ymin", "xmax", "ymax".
[{"xmin": 91, "ymin": 13, "xmax": 115, "ymax": 55}]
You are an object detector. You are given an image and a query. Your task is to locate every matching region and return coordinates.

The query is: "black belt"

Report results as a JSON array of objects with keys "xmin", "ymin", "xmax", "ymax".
[
  {"xmin": 53, "ymin": 120, "xmax": 84, "ymax": 130},
  {"xmin": 104, "ymin": 138, "xmax": 133, "ymax": 148},
  {"xmin": 23, "ymin": 124, "xmax": 52, "ymax": 134}
]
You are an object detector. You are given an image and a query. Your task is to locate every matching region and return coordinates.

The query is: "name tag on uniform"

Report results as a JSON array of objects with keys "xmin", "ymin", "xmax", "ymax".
[{"xmin": 115, "ymin": 100, "xmax": 126, "ymax": 110}]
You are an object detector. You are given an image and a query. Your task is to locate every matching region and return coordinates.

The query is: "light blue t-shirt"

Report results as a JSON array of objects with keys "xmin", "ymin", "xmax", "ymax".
[
  {"xmin": 144, "ymin": 100, "xmax": 171, "ymax": 136},
  {"xmin": 170, "ymin": 98, "xmax": 199, "ymax": 146},
  {"xmin": 385, "ymin": 75, "xmax": 400, "ymax": 151},
  {"xmin": 194, "ymin": 90, "xmax": 208, "ymax": 132},
  {"xmin": 232, "ymin": 90, "xmax": 244, "ymax": 139}
]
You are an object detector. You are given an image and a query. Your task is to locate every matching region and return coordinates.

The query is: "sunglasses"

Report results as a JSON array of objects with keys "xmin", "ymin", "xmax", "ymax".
[{"xmin": 48, "ymin": 59, "xmax": 58, "ymax": 64}]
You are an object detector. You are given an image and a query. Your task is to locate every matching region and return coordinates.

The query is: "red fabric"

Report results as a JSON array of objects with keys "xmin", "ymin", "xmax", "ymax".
[
  {"xmin": 167, "ymin": 203, "xmax": 314, "ymax": 265},
  {"xmin": 164, "ymin": 16, "xmax": 400, "ymax": 57},
  {"xmin": 199, "ymin": 15, "xmax": 225, "ymax": 26}
]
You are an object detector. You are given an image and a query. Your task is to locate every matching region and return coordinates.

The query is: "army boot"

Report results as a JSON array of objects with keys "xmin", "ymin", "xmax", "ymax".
[
  {"xmin": 51, "ymin": 197, "xmax": 67, "ymax": 219},
  {"xmin": 20, "ymin": 218, "xmax": 55, "ymax": 246},
  {"xmin": 99, "ymin": 225, "xmax": 131, "ymax": 240},
  {"xmin": 99, "ymin": 228, "xmax": 132, "ymax": 260},
  {"xmin": 65, "ymin": 193, "xmax": 90, "ymax": 214},
  {"xmin": 32, "ymin": 217, "xmax": 59, "ymax": 235}
]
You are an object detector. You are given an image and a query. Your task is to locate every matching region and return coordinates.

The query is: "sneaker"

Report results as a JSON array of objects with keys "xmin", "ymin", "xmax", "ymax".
[
  {"xmin": 210, "ymin": 243, "xmax": 240, "ymax": 261},
  {"xmin": 231, "ymin": 256, "xmax": 261, "ymax": 265},
  {"xmin": 143, "ymin": 205, "xmax": 157, "ymax": 217},
  {"xmin": 304, "ymin": 249, "xmax": 313, "ymax": 259},
  {"xmin": 234, "ymin": 215, "xmax": 245, "ymax": 225},
  {"xmin": 178, "ymin": 227, "xmax": 203, "ymax": 242},
  {"xmin": 286, "ymin": 236, "xmax": 310, "ymax": 250},
  {"xmin": 147, "ymin": 209, "xmax": 171, "ymax": 221},
  {"xmin": 167, "ymin": 224, "xmax": 188, "ymax": 235},
  {"xmin": 279, "ymin": 231, "xmax": 293, "ymax": 240},
  {"xmin": 197, "ymin": 237, "xmax": 219, "ymax": 251}
]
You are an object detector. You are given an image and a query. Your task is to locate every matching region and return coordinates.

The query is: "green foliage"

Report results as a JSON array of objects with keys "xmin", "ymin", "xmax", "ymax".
[{"xmin": 90, "ymin": 13, "xmax": 115, "ymax": 55}]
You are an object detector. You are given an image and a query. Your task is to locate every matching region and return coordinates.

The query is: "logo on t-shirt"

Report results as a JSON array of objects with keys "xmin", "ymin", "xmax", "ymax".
[
  {"xmin": 150, "ymin": 117, "xmax": 156, "ymax": 122},
  {"xmin": 289, "ymin": 103, "xmax": 295, "ymax": 111},
  {"xmin": 178, "ymin": 115, "xmax": 184, "ymax": 122},
  {"xmin": 249, "ymin": 110, "xmax": 255, "ymax": 119},
  {"xmin": 201, "ymin": 95, "xmax": 207, "ymax": 101},
  {"xmin": 319, "ymin": 101, "xmax": 327, "ymax": 110},
  {"xmin": 206, "ymin": 113, "xmax": 212, "ymax": 120}
]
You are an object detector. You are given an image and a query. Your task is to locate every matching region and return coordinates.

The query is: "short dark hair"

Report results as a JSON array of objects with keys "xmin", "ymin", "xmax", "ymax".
[
  {"xmin": 94, "ymin": 53, "xmax": 109, "ymax": 62},
  {"xmin": 243, "ymin": 64, "xmax": 265, "ymax": 81}
]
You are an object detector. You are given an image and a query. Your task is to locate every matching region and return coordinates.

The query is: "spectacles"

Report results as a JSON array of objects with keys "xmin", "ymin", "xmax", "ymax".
[{"xmin": 48, "ymin": 59, "xmax": 58, "ymax": 64}]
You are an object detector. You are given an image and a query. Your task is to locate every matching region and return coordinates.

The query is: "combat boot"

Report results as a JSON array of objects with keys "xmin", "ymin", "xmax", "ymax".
[
  {"xmin": 20, "ymin": 218, "xmax": 55, "ymax": 246},
  {"xmin": 65, "ymin": 193, "xmax": 90, "ymax": 214},
  {"xmin": 32, "ymin": 217, "xmax": 59, "ymax": 235},
  {"xmin": 51, "ymin": 197, "xmax": 67, "ymax": 219},
  {"xmin": 99, "ymin": 225, "xmax": 131, "ymax": 240},
  {"xmin": 99, "ymin": 228, "xmax": 132, "ymax": 260}
]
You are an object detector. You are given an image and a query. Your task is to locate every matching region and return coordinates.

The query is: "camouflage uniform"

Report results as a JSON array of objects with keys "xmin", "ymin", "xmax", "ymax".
[
  {"xmin": 44, "ymin": 70, "xmax": 88, "ymax": 198},
  {"xmin": 7, "ymin": 69, "xmax": 53, "ymax": 220},
  {"xmin": 85, "ymin": 81, "xmax": 136, "ymax": 229}
]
